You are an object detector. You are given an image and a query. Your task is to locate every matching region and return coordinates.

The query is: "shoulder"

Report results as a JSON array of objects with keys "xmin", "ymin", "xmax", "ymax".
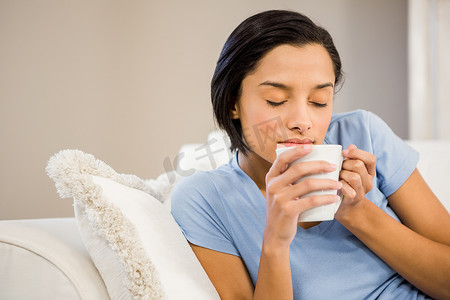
[
  {"xmin": 171, "ymin": 162, "xmax": 237, "ymax": 207},
  {"xmin": 170, "ymin": 161, "xmax": 243, "ymax": 257},
  {"xmin": 330, "ymin": 109, "xmax": 369, "ymax": 122},
  {"xmin": 172, "ymin": 167, "xmax": 224, "ymax": 197},
  {"xmin": 329, "ymin": 109, "xmax": 391, "ymax": 131},
  {"xmin": 325, "ymin": 109, "xmax": 412, "ymax": 164},
  {"xmin": 326, "ymin": 110, "xmax": 419, "ymax": 196},
  {"xmin": 170, "ymin": 168, "xmax": 226, "ymax": 228},
  {"xmin": 325, "ymin": 110, "xmax": 394, "ymax": 147},
  {"xmin": 328, "ymin": 109, "xmax": 373, "ymax": 130}
]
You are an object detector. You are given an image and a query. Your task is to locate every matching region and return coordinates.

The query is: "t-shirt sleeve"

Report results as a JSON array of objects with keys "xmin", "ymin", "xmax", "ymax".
[
  {"xmin": 170, "ymin": 173, "xmax": 240, "ymax": 256},
  {"xmin": 368, "ymin": 111, "xmax": 419, "ymax": 197}
]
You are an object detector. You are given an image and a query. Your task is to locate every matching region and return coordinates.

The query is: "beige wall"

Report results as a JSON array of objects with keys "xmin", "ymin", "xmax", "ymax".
[{"xmin": 0, "ymin": 0, "xmax": 408, "ymax": 220}]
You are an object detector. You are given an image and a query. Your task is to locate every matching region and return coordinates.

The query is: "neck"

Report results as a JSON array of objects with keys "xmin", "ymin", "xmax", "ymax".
[{"xmin": 237, "ymin": 150, "xmax": 272, "ymax": 192}]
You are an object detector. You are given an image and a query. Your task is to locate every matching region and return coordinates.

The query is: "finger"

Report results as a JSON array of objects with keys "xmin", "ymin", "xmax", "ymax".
[
  {"xmin": 272, "ymin": 178, "xmax": 341, "ymax": 205},
  {"xmin": 267, "ymin": 145, "xmax": 313, "ymax": 181},
  {"xmin": 269, "ymin": 160, "xmax": 338, "ymax": 191},
  {"xmin": 342, "ymin": 159, "xmax": 372, "ymax": 190},
  {"xmin": 267, "ymin": 194, "xmax": 338, "ymax": 220},
  {"xmin": 339, "ymin": 169, "xmax": 364, "ymax": 196},
  {"xmin": 339, "ymin": 179, "xmax": 356, "ymax": 200},
  {"xmin": 342, "ymin": 145, "xmax": 376, "ymax": 176},
  {"xmin": 289, "ymin": 194, "xmax": 340, "ymax": 216},
  {"xmin": 268, "ymin": 177, "xmax": 340, "ymax": 206},
  {"xmin": 287, "ymin": 178, "xmax": 342, "ymax": 200}
]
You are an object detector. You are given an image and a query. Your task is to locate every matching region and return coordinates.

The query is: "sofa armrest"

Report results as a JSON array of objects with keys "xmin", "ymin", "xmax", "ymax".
[{"xmin": 0, "ymin": 218, "xmax": 110, "ymax": 300}]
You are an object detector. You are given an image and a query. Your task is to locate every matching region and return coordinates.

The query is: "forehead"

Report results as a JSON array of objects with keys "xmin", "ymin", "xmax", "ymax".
[{"xmin": 244, "ymin": 44, "xmax": 335, "ymax": 89}]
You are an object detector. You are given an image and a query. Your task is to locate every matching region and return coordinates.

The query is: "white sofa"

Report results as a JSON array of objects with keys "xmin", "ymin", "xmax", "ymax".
[{"xmin": 1, "ymin": 136, "xmax": 449, "ymax": 300}]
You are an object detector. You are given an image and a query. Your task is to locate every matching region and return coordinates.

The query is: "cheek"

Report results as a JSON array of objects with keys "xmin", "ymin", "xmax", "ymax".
[
  {"xmin": 314, "ymin": 112, "xmax": 333, "ymax": 142},
  {"xmin": 240, "ymin": 105, "xmax": 274, "ymax": 136},
  {"xmin": 241, "ymin": 111, "xmax": 285, "ymax": 151}
]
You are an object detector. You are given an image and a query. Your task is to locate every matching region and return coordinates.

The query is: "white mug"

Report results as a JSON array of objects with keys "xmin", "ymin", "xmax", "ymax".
[{"xmin": 276, "ymin": 144, "xmax": 344, "ymax": 222}]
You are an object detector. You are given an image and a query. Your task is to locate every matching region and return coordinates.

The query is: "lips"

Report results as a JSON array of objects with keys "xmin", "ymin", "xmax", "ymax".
[{"xmin": 278, "ymin": 138, "xmax": 314, "ymax": 148}]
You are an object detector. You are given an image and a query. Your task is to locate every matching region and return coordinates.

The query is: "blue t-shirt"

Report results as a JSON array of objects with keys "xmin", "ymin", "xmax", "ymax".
[{"xmin": 171, "ymin": 110, "xmax": 430, "ymax": 299}]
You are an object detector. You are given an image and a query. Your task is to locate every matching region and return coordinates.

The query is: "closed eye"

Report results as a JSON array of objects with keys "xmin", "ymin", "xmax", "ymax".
[
  {"xmin": 312, "ymin": 102, "xmax": 328, "ymax": 108},
  {"xmin": 266, "ymin": 100, "xmax": 287, "ymax": 107}
]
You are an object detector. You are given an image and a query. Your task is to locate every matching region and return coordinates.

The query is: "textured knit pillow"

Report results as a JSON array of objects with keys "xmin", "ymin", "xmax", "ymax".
[{"xmin": 46, "ymin": 149, "xmax": 219, "ymax": 300}]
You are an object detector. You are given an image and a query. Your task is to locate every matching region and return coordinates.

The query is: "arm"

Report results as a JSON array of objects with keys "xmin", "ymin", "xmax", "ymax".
[
  {"xmin": 190, "ymin": 241, "xmax": 293, "ymax": 300},
  {"xmin": 337, "ymin": 145, "xmax": 450, "ymax": 300},
  {"xmin": 189, "ymin": 244, "xmax": 254, "ymax": 300}
]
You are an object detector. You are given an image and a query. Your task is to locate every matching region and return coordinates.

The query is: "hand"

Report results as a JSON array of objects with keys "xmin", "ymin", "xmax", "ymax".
[
  {"xmin": 335, "ymin": 144, "xmax": 376, "ymax": 218},
  {"xmin": 264, "ymin": 145, "xmax": 341, "ymax": 248}
]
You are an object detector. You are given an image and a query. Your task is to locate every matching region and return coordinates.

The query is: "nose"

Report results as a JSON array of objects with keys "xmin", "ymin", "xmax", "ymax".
[{"xmin": 286, "ymin": 104, "xmax": 312, "ymax": 133}]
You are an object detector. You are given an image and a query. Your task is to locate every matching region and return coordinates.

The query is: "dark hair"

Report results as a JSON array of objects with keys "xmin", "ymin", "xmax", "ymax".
[{"xmin": 211, "ymin": 10, "xmax": 343, "ymax": 155}]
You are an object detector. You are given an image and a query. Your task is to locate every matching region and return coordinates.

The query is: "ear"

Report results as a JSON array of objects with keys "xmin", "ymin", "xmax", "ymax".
[{"xmin": 231, "ymin": 102, "xmax": 240, "ymax": 119}]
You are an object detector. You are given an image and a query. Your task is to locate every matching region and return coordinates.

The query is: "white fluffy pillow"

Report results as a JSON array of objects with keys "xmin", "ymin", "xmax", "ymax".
[{"xmin": 46, "ymin": 149, "xmax": 219, "ymax": 300}]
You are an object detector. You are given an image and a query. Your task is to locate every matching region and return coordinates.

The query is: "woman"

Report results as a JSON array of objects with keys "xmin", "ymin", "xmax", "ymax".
[{"xmin": 171, "ymin": 10, "xmax": 450, "ymax": 299}]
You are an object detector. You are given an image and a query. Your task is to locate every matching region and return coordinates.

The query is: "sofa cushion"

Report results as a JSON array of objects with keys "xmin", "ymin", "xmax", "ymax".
[{"xmin": 46, "ymin": 149, "xmax": 219, "ymax": 300}]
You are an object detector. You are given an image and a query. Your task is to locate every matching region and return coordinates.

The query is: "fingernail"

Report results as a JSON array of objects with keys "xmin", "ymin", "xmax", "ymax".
[
  {"xmin": 337, "ymin": 181, "xmax": 343, "ymax": 189},
  {"xmin": 342, "ymin": 149, "xmax": 348, "ymax": 156},
  {"xmin": 302, "ymin": 144, "xmax": 313, "ymax": 150}
]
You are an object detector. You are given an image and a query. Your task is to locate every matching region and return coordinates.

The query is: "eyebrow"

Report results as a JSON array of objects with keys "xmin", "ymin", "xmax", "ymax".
[
  {"xmin": 258, "ymin": 81, "xmax": 334, "ymax": 90},
  {"xmin": 258, "ymin": 81, "xmax": 290, "ymax": 90},
  {"xmin": 313, "ymin": 82, "xmax": 334, "ymax": 89}
]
